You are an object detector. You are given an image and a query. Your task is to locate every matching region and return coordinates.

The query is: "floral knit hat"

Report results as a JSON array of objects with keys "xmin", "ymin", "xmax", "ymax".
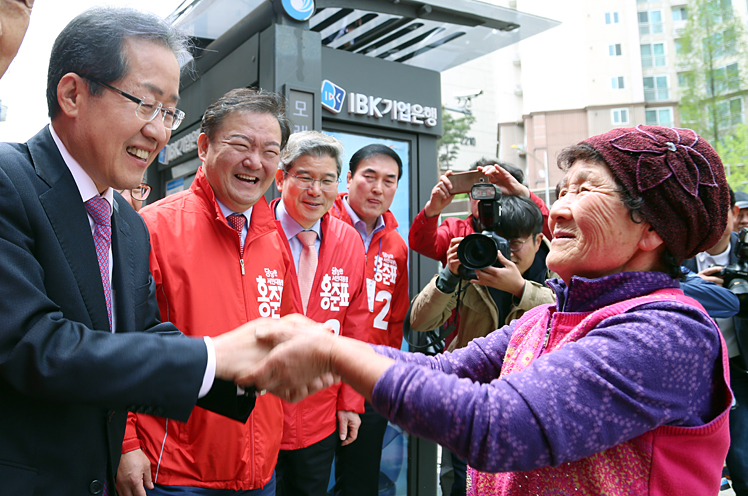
[{"xmin": 582, "ymin": 125, "xmax": 728, "ymax": 262}]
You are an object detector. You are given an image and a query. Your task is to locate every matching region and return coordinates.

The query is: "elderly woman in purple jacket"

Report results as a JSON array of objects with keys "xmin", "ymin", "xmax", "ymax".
[{"xmin": 246, "ymin": 126, "xmax": 733, "ymax": 496}]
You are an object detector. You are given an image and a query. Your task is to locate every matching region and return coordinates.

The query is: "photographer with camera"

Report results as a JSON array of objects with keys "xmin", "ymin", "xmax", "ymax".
[
  {"xmin": 683, "ymin": 187, "xmax": 748, "ymax": 496},
  {"xmin": 409, "ymin": 190, "xmax": 556, "ymax": 355},
  {"xmin": 409, "ymin": 159, "xmax": 551, "ymax": 267}
]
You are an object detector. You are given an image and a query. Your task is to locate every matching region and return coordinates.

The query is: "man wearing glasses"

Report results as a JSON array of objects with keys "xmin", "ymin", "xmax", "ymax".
[
  {"xmin": 271, "ymin": 131, "xmax": 369, "ymax": 496},
  {"xmin": 117, "ymin": 87, "xmax": 295, "ymax": 496},
  {"xmin": 328, "ymin": 144, "xmax": 409, "ymax": 496},
  {"xmin": 0, "ymin": 8, "xmax": 301, "ymax": 495}
]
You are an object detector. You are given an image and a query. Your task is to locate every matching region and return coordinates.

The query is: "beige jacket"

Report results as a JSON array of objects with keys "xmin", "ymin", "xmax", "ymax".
[{"xmin": 410, "ymin": 242, "xmax": 557, "ymax": 352}]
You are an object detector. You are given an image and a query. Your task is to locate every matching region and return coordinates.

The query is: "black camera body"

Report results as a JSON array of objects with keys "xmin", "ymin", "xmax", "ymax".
[
  {"xmin": 717, "ymin": 227, "xmax": 748, "ymax": 315},
  {"xmin": 457, "ymin": 183, "xmax": 511, "ymax": 280}
]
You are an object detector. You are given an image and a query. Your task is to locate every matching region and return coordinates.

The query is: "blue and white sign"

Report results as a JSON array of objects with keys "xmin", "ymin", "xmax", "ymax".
[
  {"xmin": 321, "ymin": 80, "xmax": 346, "ymax": 114},
  {"xmin": 281, "ymin": 0, "xmax": 315, "ymax": 21}
]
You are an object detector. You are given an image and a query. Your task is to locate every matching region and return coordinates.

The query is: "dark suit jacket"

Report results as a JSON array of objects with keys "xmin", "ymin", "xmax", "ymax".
[
  {"xmin": 0, "ymin": 127, "xmax": 251, "ymax": 496},
  {"xmin": 682, "ymin": 232, "xmax": 739, "ymax": 274}
]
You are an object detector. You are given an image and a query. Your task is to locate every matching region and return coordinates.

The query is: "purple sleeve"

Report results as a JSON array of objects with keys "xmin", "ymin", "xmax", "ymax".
[
  {"xmin": 371, "ymin": 302, "xmax": 723, "ymax": 473},
  {"xmin": 372, "ymin": 321, "xmax": 515, "ymax": 382}
]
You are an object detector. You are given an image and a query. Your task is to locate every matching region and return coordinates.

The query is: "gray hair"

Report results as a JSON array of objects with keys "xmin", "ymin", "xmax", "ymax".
[
  {"xmin": 47, "ymin": 6, "xmax": 190, "ymax": 119},
  {"xmin": 280, "ymin": 131, "xmax": 344, "ymax": 177}
]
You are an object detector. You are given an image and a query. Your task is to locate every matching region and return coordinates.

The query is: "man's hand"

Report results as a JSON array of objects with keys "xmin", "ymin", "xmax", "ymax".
[
  {"xmin": 115, "ymin": 449, "xmax": 153, "ymax": 496},
  {"xmin": 697, "ymin": 265, "xmax": 725, "ymax": 286},
  {"xmin": 473, "ymin": 251, "xmax": 525, "ymax": 298},
  {"xmin": 446, "ymin": 237, "xmax": 464, "ymax": 276},
  {"xmin": 337, "ymin": 410, "xmax": 361, "ymax": 446},
  {"xmin": 423, "ymin": 171, "xmax": 457, "ymax": 218},
  {"xmin": 482, "ymin": 165, "xmax": 530, "ymax": 198},
  {"xmin": 211, "ymin": 318, "xmax": 278, "ymax": 383},
  {"xmin": 238, "ymin": 314, "xmax": 340, "ymax": 402}
]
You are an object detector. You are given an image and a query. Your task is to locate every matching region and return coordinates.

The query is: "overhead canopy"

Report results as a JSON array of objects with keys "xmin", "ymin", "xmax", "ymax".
[{"xmin": 169, "ymin": 0, "xmax": 558, "ymax": 72}]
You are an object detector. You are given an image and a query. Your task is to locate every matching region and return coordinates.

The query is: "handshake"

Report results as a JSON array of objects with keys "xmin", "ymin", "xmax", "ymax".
[{"xmin": 211, "ymin": 314, "xmax": 344, "ymax": 403}]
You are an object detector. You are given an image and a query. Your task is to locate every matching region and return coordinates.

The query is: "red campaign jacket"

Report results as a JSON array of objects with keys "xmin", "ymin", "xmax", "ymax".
[
  {"xmin": 271, "ymin": 198, "xmax": 368, "ymax": 450},
  {"xmin": 122, "ymin": 167, "xmax": 294, "ymax": 491},
  {"xmin": 409, "ymin": 191, "xmax": 551, "ymax": 266},
  {"xmin": 330, "ymin": 194, "xmax": 409, "ymax": 349}
]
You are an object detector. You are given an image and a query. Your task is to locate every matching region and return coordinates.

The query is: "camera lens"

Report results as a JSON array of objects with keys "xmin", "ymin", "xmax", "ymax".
[{"xmin": 457, "ymin": 234, "xmax": 498, "ymax": 270}]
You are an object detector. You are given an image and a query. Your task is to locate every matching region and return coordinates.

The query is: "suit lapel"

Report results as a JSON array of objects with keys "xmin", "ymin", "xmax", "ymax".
[{"xmin": 31, "ymin": 128, "xmax": 111, "ymax": 332}]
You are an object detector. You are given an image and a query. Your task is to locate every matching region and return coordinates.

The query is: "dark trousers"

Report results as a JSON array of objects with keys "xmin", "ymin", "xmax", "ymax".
[
  {"xmin": 727, "ymin": 357, "xmax": 748, "ymax": 496},
  {"xmin": 334, "ymin": 401, "xmax": 389, "ymax": 496},
  {"xmin": 276, "ymin": 431, "xmax": 338, "ymax": 496},
  {"xmin": 146, "ymin": 473, "xmax": 275, "ymax": 495}
]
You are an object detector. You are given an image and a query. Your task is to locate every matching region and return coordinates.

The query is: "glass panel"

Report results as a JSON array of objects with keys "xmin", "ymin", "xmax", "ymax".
[
  {"xmin": 651, "ymin": 11, "xmax": 663, "ymax": 33},
  {"xmin": 325, "ymin": 128, "xmax": 411, "ymax": 496},
  {"xmin": 658, "ymin": 108, "xmax": 673, "ymax": 126},
  {"xmin": 641, "ymin": 44, "xmax": 652, "ymax": 67},
  {"xmin": 646, "ymin": 109, "xmax": 658, "ymax": 124}
]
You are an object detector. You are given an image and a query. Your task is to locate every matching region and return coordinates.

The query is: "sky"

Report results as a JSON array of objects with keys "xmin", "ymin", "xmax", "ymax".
[{"xmin": 0, "ymin": 0, "xmax": 184, "ymax": 143}]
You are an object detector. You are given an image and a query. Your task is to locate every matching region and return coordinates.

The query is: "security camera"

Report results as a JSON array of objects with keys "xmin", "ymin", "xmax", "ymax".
[{"xmin": 454, "ymin": 89, "xmax": 483, "ymax": 100}]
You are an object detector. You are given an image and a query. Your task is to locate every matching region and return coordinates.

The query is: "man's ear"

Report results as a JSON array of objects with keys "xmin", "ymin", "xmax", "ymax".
[
  {"xmin": 197, "ymin": 133, "xmax": 210, "ymax": 162},
  {"xmin": 56, "ymin": 73, "xmax": 86, "ymax": 118},
  {"xmin": 346, "ymin": 170, "xmax": 353, "ymax": 189},
  {"xmin": 275, "ymin": 168, "xmax": 285, "ymax": 192},
  {"xmin": 533, "ymin": 233, "xmax": 544, "ymax": 253}
]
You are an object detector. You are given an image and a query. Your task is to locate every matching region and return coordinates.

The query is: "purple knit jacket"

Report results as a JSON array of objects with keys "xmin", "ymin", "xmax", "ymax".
[{"xmin": 371, "ymin": 271, "xmax": 723, "ymax": 473}]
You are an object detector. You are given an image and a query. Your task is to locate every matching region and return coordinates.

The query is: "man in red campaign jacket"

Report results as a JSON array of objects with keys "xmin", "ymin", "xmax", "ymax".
[
  {"xmin": 117, "ymin": 89, "xmax": 294, "ymax": 496},
  {"xmin": 409, "ymin": 159, "xmax": 551, "ymax": 266},
  {"xmin": 328, "ymin": 144, "xmax": 409, "ymax": 496},
  {"xmin": 271, "ymin": 131, "xmax": 368, "ymax": 496}
]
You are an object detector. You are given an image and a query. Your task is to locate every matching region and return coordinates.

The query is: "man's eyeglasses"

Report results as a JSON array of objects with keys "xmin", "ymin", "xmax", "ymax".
[
  {"xmin": 283, "ymin": 171, "xmax": 339, "ymax": 192},
  {"xmin": 80, "ymin": 74, "xmax": 185, "ymax": 131},
  {"xmin": 119, "ymin": 183, "xmax": 152, "ymax": 202},
  {"xmin": 508, "ymin": 236, "xmax": 534, "ymax": 252}
]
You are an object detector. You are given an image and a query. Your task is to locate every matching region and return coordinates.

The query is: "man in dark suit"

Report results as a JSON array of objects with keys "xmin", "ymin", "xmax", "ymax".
[
  {"xmin": 683, "ymin": 188, "xmax": 748, "ymax": 496},
  {"xmin": 0, "ymin": 7, "xmax": 316, "ymax": 495}
]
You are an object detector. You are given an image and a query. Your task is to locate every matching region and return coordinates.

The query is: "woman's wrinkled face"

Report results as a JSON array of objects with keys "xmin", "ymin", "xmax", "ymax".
[{"xmin": 547, "ymin": 160, "xmax": 652, "ymax": 284}]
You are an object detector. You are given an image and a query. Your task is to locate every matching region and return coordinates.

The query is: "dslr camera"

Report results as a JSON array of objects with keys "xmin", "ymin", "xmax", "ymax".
[
  {"xmin": 456, "ymin": 183, "xmax": 511, "ymax": 280},
  {"xmin": 717, "ymin": 227, "xmax": 748, "ymax": 315}
]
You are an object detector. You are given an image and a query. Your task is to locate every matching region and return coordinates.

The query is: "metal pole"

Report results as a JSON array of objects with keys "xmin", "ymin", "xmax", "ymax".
[{"xmin": 544, "ymin": 150, "xmax": 550, "ymax": 205}]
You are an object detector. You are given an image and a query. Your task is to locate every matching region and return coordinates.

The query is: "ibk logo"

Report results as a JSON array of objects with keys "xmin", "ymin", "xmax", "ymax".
[
  {"xmin": 281, "ymin": 0, "xmax": 315, "ymax": 22},
  {"xmin": 321, "ymin": 80, "xmax": 346, "ymax": 114}
]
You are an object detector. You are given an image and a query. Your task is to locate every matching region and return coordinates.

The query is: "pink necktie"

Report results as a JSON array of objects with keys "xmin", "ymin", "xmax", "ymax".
[
  {"xmin": 227, "ymin": 213, "xmax": 246, "ymax": 256},
  {"xmin": 84, "ymin": 197, "xmax": 113, "ymax": 331},
  {"xmin": 296, "ymin": 230, "xmax": 318, "ymax": 315}
]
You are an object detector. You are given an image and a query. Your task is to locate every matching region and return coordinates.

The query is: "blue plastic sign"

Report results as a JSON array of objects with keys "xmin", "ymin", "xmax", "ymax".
[
  {"xmin": 281, "ymin": 0, "xmax": 315, "ymax": 21},
  {"xmin": 321, "ymin": 80, "xmax": 346, "ymax": 114}
]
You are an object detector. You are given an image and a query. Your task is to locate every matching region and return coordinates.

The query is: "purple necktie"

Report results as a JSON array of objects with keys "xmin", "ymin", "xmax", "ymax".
[
  {"xmin": 84, "ymin": 197, "xmax": 113, "ymax": 331},
  {"xmin": 227, "ymin": 213, "xmax": 246, "ymax": 256}
]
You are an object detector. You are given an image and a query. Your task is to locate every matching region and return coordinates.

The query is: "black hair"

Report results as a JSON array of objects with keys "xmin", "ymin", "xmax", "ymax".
[
  {"xmin": 201, "ymin": 88, "xmax": 292, "ymax": 150},
  {"xmin": 47, "ymin": 7, "xmax": 190, "ymax": 119},
  {"xmin": 349, "ymin": 144, "xmax": 403, "ymax": 181},
  {"xmin": 470, "ymin": 158, "xmax": 525, "ymax": 185},
  {"xmin": 495, "ymin": 195, "xmax": 543, "ymax": 240}
]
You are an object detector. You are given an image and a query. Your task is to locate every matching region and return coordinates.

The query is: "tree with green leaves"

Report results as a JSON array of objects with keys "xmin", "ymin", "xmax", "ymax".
[
  {"xmin": 677, "ymin": 0, "xmax": 748, "ymax": 146},
  {"xmin": 716, "ymin": 122, "xmax": 748, "ymax": 192},
  {"xmin": 437, "ymin": 111, "xmax": 475, "ymax": 170}
]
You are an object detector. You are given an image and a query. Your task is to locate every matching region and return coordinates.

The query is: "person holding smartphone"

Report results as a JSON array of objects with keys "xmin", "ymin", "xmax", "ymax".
[{"xmin": 409, "ymin": 159, "xmax": 551, "ymax": 267}]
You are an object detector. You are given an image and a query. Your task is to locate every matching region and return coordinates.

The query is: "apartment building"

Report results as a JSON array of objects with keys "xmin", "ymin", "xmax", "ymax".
[{"xmin": 441, "ymin": 0, "xmax": 748, "ymax": 200}]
